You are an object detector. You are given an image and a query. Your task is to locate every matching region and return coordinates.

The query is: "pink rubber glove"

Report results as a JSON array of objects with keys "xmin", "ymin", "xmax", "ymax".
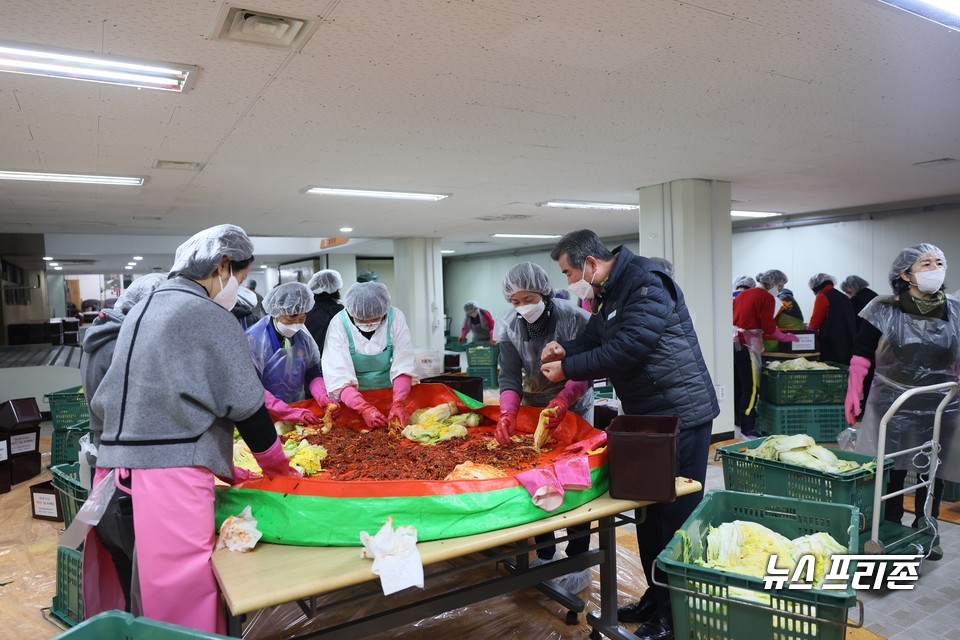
[
  {"xmin": 544, "ymin": 380, "xmax": 589, "ymax": 430},
  {"xmin": 554, "ymin": 455, "xmax": 591, "ymax": 490},
  {"xmin": 308, "ymin": 377, "xmax": 340, "ymax": 420},
  {"xmin": 564, "ymin": 431, "xmax": 608, "ymax": 456},
  {"xmin": 495, "ymin": 390, "xmax": 521, "ymax": 444},
  {"xmin": 845, "ymin": 355, "xmax": 872, "ymax": 425},
  {"xmin": 231, "ymin": 465, "xmax": 260, "ymax": 484},
  {"xmin": 341, "ymin": 386, "xmax": 389, "ymax": 429},
  {"xmin": 386, "ymin": 374, "xmax": 413, "ymax": 426},
  {"xmin": 252, "ymin": 439, "xmax": 302, "ymax": 479},
  {"xmin": 515, "ymin": 467, "xmax": 565, "ymax": 512},
  {"xmin": 770, "ymin": 329, "xmax": 799, "ymax": 343},
  {"xmin": 264, "ymin": 390, "xmax": 321, "ymax": 425}
]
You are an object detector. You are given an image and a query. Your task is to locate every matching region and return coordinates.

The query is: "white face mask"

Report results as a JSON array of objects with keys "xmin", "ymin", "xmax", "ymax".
[
  {"xmin": 213, "ymin": 268, "xmax": 239, "ymax": 311},
  {"xmin": 356, "ymin": 320, "xmax": 382, "ymax": 333},
  {"xmin": 276, "ymin": 321, "xmax": 303, "ymax": 338},
  {"xmin": 767, "ymin": 286, "xmax": 780, "ymax": 298},
  {"xmin": 913, "ymin": 268, "xmax": 946, "ymax": 294},
  {"xmin": 568, "ymin": 263, "xmax": 597, "ymax": 300},
  {"xmin": 516, "ymin": 300, "xmax": 545, "ymax": 323}
]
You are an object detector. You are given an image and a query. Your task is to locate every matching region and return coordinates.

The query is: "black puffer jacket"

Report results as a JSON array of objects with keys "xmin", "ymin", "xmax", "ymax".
[
  {"xmin": 305, "ymin": 293, "xmax": 344, "ymax": 361},
  {"xmin": 561, "ymin": 246, "xmax": 719, "ymax": 428}
]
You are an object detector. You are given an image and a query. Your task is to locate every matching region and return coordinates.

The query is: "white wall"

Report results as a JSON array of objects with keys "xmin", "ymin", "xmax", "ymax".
[
  {"xmin": 354, "ymin": 258, "xmax": 396, "ymax": 301},
  {"xmin": 732, "ymin": 206, "xmax": 960, "ymax": 316}
]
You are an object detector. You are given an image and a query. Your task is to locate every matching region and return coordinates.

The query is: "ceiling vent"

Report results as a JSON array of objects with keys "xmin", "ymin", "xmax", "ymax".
[
  {"xmin": 475, "ymin": 214, "xmax": 534, "ymax": 222},
  {"xmin": 153, "ymin": 159, "xmax": 205, "ymax": 171},
  {"xmin": 912, "ymin": 158, "xmax": 958, "ymax": 169},
  {"xmin": 211, "ymin": 4, "xmax": 321, "ymax": 51}
]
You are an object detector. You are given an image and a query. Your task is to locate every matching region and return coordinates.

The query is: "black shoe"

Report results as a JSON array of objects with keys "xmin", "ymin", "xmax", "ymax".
[
  {"xmin": 618, "ymin": 591, "xmax": 656, "ymax": 623},
  {"xmin": 633, "ymin": 613, "xmax": 674, "ymax": 640}
]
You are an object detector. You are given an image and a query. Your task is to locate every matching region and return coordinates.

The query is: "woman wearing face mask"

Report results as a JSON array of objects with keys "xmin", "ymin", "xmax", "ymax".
[
  {"xmin": 88, "ymin": 225, "xmax": 301, "ymax": 633},
  {"xmin": 755, "ymin": 269, "xmax": 806, "ymax": 352},
  {"xmin": 245, "ymin": 282, "xmax": 338, "ymax": 425},
  {"xmin": 494, "ymin": 262, "xmax": 595, "ymax": 594},
  {"xmin": 845, "ymin": 243, "xmax": 960, "ymax": 556},
  {"xmin": 322, "ymin": 282, "xmax": 417, "ymax": 430},
  {"xmin": 459, "ymin": 300, "xmax": 496, "ymax": 344}
]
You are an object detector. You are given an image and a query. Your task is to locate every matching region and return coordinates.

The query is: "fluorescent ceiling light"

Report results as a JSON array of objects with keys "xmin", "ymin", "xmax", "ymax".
[
  {"xmin": 43, "ymin": 256, "xmax": 53, "ymax": 261},
  {"xmin": 128, "ymin": 262, "xmax": 137, "ymax": 266},
  {"xmin": 492, "ymin": 233, "xmax": 562, "ymax": 239},
  {"xmin": 0, "ymin": 41, "xmax": 198, "ymax": 91},
  {"xmin": 538, "ymin": 200, "xmax": 639, "ymax": 211},
  {"xmin": 0, "ymin": 170, "xmax": 145, "ymax": 186},
  {"xmin": 731, "ymin": 210, "xmax": 782, "ymax": 218},
  {"xmin": 441, "ymin": 249, "xmax": 456, "ymax": 254},
  {"xmin": 259, "ymin": 265, "xmax": 268, "ymax": 269},
  {"xmin": 124, "ymin": 265, "xmax": 133, "ymax": 270},
  {"xmin": 49, "ymin": 262, "xmax": 59, "ymax": 267},
  {"xmin": 874, "ymin": 1, "xmax": 960, "ymax": 31},
  {"xmin": 305, "ymin": 187, "xmax": 449, "ymax": 201},
  {"xmin": 54, "ymin": 266, "xmax": 63, "ymax": 271},
  {"xmin": 339, "ymin": 227, "xmax": 354, "ymax": 233},
  {"xmin": 133, "ymin": 256, "xmax": 144, "ymax": 260}
]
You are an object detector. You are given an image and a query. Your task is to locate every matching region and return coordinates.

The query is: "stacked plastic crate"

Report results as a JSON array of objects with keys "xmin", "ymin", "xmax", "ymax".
[
  {"xmin": 45, "ymin": 386, "xmax": 90, "ymax": 628},
  {"xmin": 755, "ymin": 361, "xmax": 848, "ymax": 442},
  {"xmin": 466, "ymin": 343, "xmax": 499, "ymax": 389}
]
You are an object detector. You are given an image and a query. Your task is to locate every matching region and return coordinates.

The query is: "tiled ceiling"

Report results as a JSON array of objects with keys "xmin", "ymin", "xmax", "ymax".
[{"xmin": 0, "ymin": 0, "xmax": 959, "ymax": 271}]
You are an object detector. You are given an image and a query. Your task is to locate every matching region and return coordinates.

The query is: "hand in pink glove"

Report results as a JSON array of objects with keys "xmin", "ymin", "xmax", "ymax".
[
  {"xmin": 387, "ymin": 403, "xmax": 410, "ymax": 428},
  {"xmin": 252, "ymin": 439, "xmax": 302, "ymax": 479},
  {"xmin": 308, "ymin": 377, "xmax": 341, "ymax": 420},
  {"xmin": 543, "ymin": 397, "xmax": 569, "ymax": 430},
  {"xmin": 359, "ymin": 404, "xmax": 388, "ymax": 429},
  {"xmin": 231, "ymin": 465, "xmax": 260, "ymax": 484},
  {"xmin": 845, "ymin": 355, "xmax": 872, "ymax": 425},
  {"xmin": 264, "ymin": 390, "xmax": 320, "ymax": 425},
  {"xmin": 495, "ymin": 413, "xmax": 516, "ymax": 445},
  {"xmin": 564, "ymin": 431, "xmax": 608, "ymax": 456},
  {"xmin": 770, "ymin": 329, "xmax": 799, "ymax": 343}
]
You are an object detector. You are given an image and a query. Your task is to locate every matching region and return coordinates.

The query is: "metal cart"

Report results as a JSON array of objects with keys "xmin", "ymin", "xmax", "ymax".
[{"xmin": 863, "ymin": 380, "xmax": 959, "ymax": 559}]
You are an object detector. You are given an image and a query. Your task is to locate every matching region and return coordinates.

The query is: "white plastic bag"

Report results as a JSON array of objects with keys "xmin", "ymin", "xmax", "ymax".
[
  {"xmin": 77, "ymin": 433, "xmax": 98, "ymax": 491},
  {"xmin": 60, "ymin": 469, "xmax": 117, "ymax": 550},
  {"xmin": 837, "ymin": 427, "xmax": 857, "ymax": 452}
]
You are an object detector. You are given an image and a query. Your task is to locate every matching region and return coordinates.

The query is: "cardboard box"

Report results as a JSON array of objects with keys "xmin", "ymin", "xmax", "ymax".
[
  {"xmin": 30, "ymin": 480, "xmax": 63, "ymax": 521},
  {"xmin": 9, "ymin": 426, "xmax": 40, "ymax": 457},
  {"xmin": 0, "ymin": 397, "xmax": 42, "ymax": 431},
  {"xmin": 778, "ymin": 329, "xmax": 818, "ymax": 354},
  {"xmin": 12, "ymin": 452, "xmax": 41, "ymax": 484}
]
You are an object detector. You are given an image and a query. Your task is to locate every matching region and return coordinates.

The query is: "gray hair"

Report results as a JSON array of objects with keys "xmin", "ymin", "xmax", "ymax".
[{"xmin": 550, "ymin": 229, "xmax": 614, "ymax": 270}]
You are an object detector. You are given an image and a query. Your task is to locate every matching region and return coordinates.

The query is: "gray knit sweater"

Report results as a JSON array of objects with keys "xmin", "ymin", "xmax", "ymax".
[{"xmin": 91, "ymin": 277, "xmax": 265, "ymax": 477}]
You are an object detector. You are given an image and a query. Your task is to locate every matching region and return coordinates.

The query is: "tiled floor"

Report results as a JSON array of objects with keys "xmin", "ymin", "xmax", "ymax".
[{"xmin": 704, "ymin": 440, "xmax": 960, "ymax": 640}]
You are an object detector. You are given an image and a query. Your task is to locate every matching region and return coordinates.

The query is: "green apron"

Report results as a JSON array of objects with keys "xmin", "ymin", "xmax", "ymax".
[{"xmin": 341, "ymin": 308, "xmax": 394, "ymax": 390}]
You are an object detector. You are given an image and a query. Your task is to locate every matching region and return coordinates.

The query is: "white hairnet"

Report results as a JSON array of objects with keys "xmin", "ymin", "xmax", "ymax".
[
  {"xmin": 114, "ymin": 273, "xmax": 166, "ymax": 313},
  {"xmin": 756, "ymin": 269, "xmax": 788, "ymax": 287},
  {"xmin": 733, "ymin": 275, "xmax": 756, "ymax": 289},
  {"xmin": 263, "ymin": 282, "xmax": 315, "ymax": 316},
  {"xmin": 464, "ymin": 300, "xmax": 479, "ymax": 311},
  {"xmin": 307, "ymin": 269, "xmax": 343, "ymax": 294},
  {"xmin": 344, "ymin": 282, "xmax": 391, "ymax": 320},
  {"xmin": 502, "ymin": 262, "xmax": 553, "ymax": 300},
  {"xmin": 889, "ymin": 243, "xmax": 947, "ymax": 294},
  {"xmin": 840, "ymin": 275, "xmax": 870, "ymax": 295},
  {"xmin": 808, "ymin": 273, "xmax": 836, "ymax": 291},
  {"xmin": 170, "ymin": 224, "xmax": 254, "ymax": 279}
]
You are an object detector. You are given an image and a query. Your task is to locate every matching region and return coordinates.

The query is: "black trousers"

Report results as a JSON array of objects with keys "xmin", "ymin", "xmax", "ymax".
[
  {"xmin": 733, "ymin": 348, "xmax": 758, "ymax": 433},
  {"xmin": 884, "ymin": 469, "xmax": 944, "ymax": 524},
  {"xmin": 636, "ymin": 420, "xmax": 713, "ymax": 617}
]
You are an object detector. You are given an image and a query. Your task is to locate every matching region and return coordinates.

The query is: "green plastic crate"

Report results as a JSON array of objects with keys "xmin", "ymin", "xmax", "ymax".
[
  {"xmin": 51, "ymin": 546, "xmax": 83, "ymax": 628},
  {"xmin": 945, "ymin": 480, "xmax": 960, "ymax": 503},
  {"xmin": 760, "ymin": 363, "xmax": 848, "ymax": 405},
  {"xmin": 594, "ymin": 384, "xmax": 614, "ymax": 399},
  {"xmin": 465, "ymin": 343, "xmax": 500, "ymax": 367},
  {"xmin": 756, "ymin": 401, "xmax": 846, "ymax": 443},
  {"xmin": 51, "ymin": 463, "xmax": 88, "ymax": 529},
  {"xmin": 467, "ymin": 366, "xmax": 498, "ymax": 389},
  {"xmin": 658, "ymin": 490, "xmax": 859, "ymax": 640},
  {"xmin": 52, "ymin": 610, "xmax": 232, "ymax": 638},
  {"xmin": 52, "ymin": 422, "xmax": 90, "ymax": 467},
  {"xmin": 44, "ymin": 386, "xmax": 89, "ymax": 430},
  {"xmin": 717, "ymin": 438, "xmax": 892, "ymax": 532},
  {"xmin": 444, "ymin": 338, "xmax": 467, "ymax": 352}
]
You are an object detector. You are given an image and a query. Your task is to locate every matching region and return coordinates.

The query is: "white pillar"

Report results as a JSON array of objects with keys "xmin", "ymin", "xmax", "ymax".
[
  {"xmin": 392, "ymin": 238, "xmax": 444, "ymax": 351},
  {"xmin": 327, "ymin": 254, "xmax": 358, "ymax": 289},
  {"xmin": 638, "ymin": 179, "xmax": 734, "ymax": 433}
]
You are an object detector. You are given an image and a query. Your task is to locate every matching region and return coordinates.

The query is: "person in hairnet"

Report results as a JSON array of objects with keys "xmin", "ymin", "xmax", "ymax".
[
  {"xmin": 756, "ymin": 269, "xmax": 805, "ymax": 351},
  {"xmin": 88, "ymin": 224, "xmax": 300, "ymax": 633},
  {"xmin": 840, "ymin": 275, "xmax": 878, "ymax": 332},
  {"xmin": 845, "ymin": 244, "xmax": 959, "ymax": 557},
  {"xmin": 305, "ymin": 269, "xmax": 344, "ymax": 359},
  {"xmin": 459, "ymin": 300, "xmax": 496, "ymax": 344},
  {"xmin": 322, "ymin": 282, "xmax": 417, "ymax": 429},
  {"xmin": 246, "ymin": 282, "xmax": 337, "ymax": 424},
  {"xmin": 807, "ymin": 272, "xmax": 856, "ymax": 364},
  {"xmin": 81, "ymin": 273, "xmax": 167, "ymax": 448},
  {"xmin": 732, "ymin": 275, "xmax": 755, "ymax": 300},
  {"xmin": 494, "ymin": 262, "xmax": 595, "ymax": 593}
]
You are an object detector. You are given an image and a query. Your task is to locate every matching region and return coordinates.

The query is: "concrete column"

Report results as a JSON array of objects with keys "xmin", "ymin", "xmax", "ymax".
[
  {"xmin": 392, "ymin": 238, "xmax": 444, "ymax": 351},
  {"xmin": 638, "ymin": 179, "xmax": 734, "ymax": 433}
]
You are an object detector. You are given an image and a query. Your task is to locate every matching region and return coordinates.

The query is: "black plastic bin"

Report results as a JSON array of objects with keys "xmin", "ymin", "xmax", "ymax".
[
  {"xmin": 420, "ymin": 375, "xmax": 485, "ymax": 403},
  {"xmin": 0, "ymin": 398, "xmax": 42, "ymax": 431},
  {"xmin": 607, "ymin": 415, "xmax": 679, "ymax": 503}
]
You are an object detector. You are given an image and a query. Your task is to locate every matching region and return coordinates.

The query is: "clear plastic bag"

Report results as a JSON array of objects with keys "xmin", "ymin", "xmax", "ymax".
[{"xmin": 837, "ymin": 427, "xmax": 857, "ymax": 451}]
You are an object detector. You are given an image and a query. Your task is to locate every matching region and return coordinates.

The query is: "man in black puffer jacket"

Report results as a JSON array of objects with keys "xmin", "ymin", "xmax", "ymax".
[{"xmin": 541, "ymin": 229, "xmax": 719, "ymax": 640}]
